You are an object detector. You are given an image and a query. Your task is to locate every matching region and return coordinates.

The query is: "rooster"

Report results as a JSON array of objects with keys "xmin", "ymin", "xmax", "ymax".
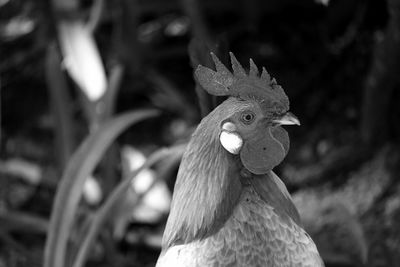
[{"xmin": 156, "ymin": 53, "xmax": 324, "ymax": 267}]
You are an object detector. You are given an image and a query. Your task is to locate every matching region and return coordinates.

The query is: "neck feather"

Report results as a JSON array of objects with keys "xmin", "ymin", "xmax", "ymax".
[{"xmin": 162, "ymin": 104, "xmax": 243, "ymax": 249}]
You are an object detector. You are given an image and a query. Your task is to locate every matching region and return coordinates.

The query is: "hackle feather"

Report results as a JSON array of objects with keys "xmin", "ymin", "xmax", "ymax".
[{"xmin": 162, "ymin": 100, "xmax": 245, "ymax": 248}]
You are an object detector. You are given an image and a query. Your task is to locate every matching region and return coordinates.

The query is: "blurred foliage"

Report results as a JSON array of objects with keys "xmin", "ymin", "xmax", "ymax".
[{"xmin": 1, "ymin": 0, "xmax": 400, "ymax": 266}]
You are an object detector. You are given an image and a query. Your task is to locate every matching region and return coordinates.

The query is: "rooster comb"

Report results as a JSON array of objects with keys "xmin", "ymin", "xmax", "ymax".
[{"xmin": 195, "ymin": 52, "xmax": 289, "ymax": 110}]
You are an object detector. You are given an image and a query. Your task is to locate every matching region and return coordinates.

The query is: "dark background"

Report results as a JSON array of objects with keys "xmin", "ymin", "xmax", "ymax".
[{"xmin": 1, "ymin": 0, "xmax": 400, "ymax": 266}]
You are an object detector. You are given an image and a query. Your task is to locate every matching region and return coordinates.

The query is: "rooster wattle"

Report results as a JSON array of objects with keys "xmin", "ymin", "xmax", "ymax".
[{"xmin": 156, "ymin": 53, "xmax": 324, "ymax": 267}]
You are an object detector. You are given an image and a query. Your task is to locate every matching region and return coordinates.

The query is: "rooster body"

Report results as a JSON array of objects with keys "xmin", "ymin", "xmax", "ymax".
[
  {"xmin": 156, "ymin": 54, "xmax": 324, "ymax": 267},
  {"xmin": 158, "ymin": 184, "xmax": 322, "ymax": 267}
]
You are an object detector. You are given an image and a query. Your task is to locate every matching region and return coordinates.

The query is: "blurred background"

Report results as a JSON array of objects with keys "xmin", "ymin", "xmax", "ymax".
[{"xmin": 1, "ymin": 0, "xmax": 400, "ymax": 266}]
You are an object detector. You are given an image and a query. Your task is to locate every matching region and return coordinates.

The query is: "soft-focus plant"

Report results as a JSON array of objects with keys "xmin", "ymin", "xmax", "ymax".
[
  {"xmin": 71, "ymin": 144, "xmax": 185, "ymax": 267},
  {"xmin": 44, "ymin": 110, "xmax": 160, "ymax": 267},
  {"xmin": 43, "ymin": 1, "xmax": 192, "ymax": 267}
]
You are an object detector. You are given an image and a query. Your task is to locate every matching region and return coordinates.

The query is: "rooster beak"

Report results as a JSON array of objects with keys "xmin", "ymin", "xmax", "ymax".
[{"xmin": 272, "ymin": 112, "xmax": 300, "ymax": 126}]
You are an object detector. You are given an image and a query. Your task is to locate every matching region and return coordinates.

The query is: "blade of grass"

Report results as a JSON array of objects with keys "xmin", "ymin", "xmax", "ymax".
[
  {"xmin": 101, "ymin": 64, "xmax": 124, "ymax": 121},
  {"xmin": 0, "ymin": 211, "xmax": 48, "ymax": 234},
  {"xmin": 181, "ymin": 0, "xmax": 212, "ymax": 45},
  {"xmin": 72, "ymin": 144, "xmax": 186, "ymax": 267},
  {"xmin": 97, "ymin": 64, "xmax": 124, "ymax": 196},
  {"xmin": 44, "ymin": 109, "xmax": 159, "ymax": 267},
  {"xmin": 45, "ymin": 43, "xmax": 75, "ymax": 171},
  {"xmin": 116, "ymin": 0, "xmax": 142, "ymax": 72},
  {"xmin": 87, "ymin": 0, "xmax": 105, "ymax": 33}
]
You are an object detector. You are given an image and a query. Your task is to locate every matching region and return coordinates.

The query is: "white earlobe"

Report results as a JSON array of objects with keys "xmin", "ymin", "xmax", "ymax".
[{"xmin": 219, "ymin": 131, "xmax": 243, "ymax": 155}]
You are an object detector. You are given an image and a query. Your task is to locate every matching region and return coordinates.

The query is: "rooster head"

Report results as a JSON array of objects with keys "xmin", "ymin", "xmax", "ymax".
[
  {"xmin": 162, "ymin": 53, "xmax": 300, "ymax": 248},
  {"xmin": 195, "ymin": 53, "xmax": 300, "ymax": 174}
]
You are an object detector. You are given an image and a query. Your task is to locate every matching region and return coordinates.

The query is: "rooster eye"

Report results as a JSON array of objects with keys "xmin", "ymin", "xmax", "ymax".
[{"xmin": 240, "ymin": 111, "xmax": 255, "ymax": 124}]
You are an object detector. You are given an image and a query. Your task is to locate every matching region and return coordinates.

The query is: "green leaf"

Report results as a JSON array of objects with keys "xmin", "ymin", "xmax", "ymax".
[{"xmin": 43, "ymin": 109, "xmax": 159, "ymax": 267}]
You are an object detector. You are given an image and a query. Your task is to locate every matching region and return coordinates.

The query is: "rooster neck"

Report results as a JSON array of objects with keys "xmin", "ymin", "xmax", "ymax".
[{"xmin": 162, "ymin": 104, "xmax": 243, "ymax": 249}]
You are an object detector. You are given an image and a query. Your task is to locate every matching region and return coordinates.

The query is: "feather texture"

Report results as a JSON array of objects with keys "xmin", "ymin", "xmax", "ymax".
[
  {"xmin": 162, "ymin": 99, "xmax": 245, "ymax": 248},
  {"xmin": 158, "ymin": 53, "xmax": 324, "ymax": 267},
  {"xmin": 158, "ymin": 98, "xmax": 324, "ymax": 266},
  {"xmin": 157, "ymin": 185, "xmax": 323, "ymax": 267}
]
